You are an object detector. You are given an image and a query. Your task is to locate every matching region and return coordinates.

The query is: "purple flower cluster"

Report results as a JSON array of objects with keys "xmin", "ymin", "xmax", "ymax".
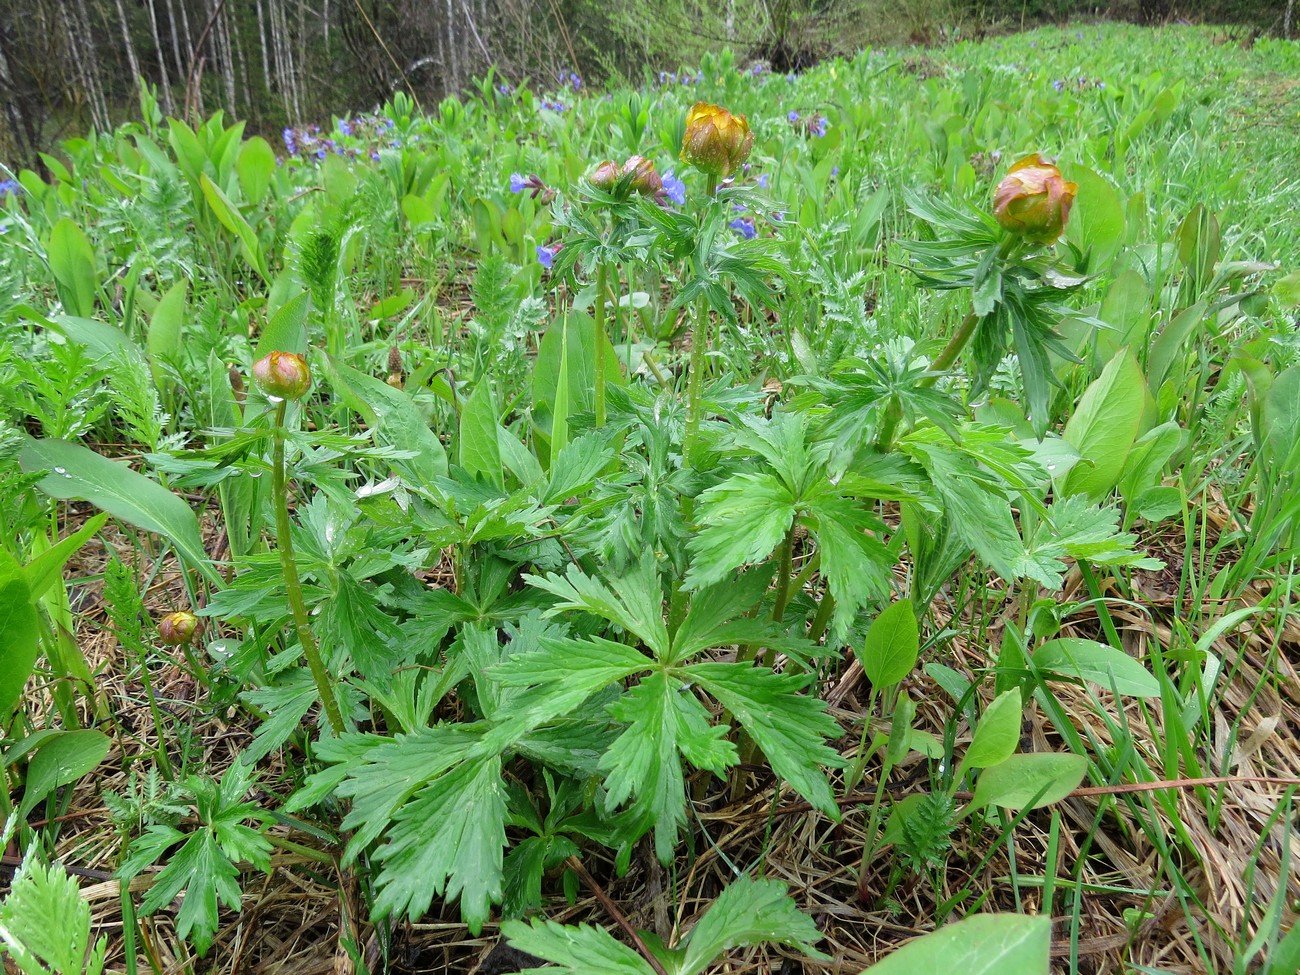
[
  {"xmin": 558, "ymin": 70, "xmax": 582, "ymax": 92},
  {"xmin": 281, "ymin": 114, "xmax": 398, "ymax": 163},
  {"xmin": 656, "ymin": 70, "xmax": 702, "ymax": 87},
  {"xmin": 497, "ymin": 82, "xmax": 515, "ymax": 96},
  {"xmin": 787, "ymin": 112, "xmax": 829, "ymax": 138},
  {"xmin": 1050, "ymin": 76, "xmax": 1107, "ymax": 92},
  {"xmin": 540, "ymin": 100, "xmax": 568, "ymax": 113},
  {"xmin": 0, "ymin": 179, "xmax": 21, "ymax": 201},
  {"xmin": 729, "ymin": 216, "xmax": 757, "ymax": 240},
  {"xmin": 662, "ymin": 170, "xmax": 686, "ymax": 206}
]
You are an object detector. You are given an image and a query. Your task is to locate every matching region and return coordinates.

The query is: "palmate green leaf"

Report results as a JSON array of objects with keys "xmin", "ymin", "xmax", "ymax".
[
  {"xmin": 143, "ymin": 830, "xmax": 243, "ymax": 956},
  {"xmin": 330, "ymin": 726, "xmax": 485, "ymax": 852},
  {"xmin": 602, "ymin": 672, "xmax": 736, "ymax": 862},
  {"xmin": 502, "ymin": 918, "xmax": 654, "ymax": 975},
  {"xmin": 687, "ymin": 662, "xmax": 841, "ymax": 818},
  {"xmin": 122, "ymin": 766, "xmax": 272, "ymax": 958},
  {"xmin": 802, "ymin": 491, "xmax": 895, "ymax": 642},
  {"xmin": 685, "ymin": 473, "xmax": 795, "ymax": 591},
  {"xmin": 901, "ymin": 432, "xmax": 1022, "ymax": 583},
  {"xmin": 678, "ymin": 875, "xmax": 829, "ymax": 975},
  {"xmin": 492, "ymin": 634, "xmax": 648, "ymax": 725},
  {"xmin": 370, "ymin": 754, "xmax": 507, "ymax": 933},
  {"xmin": 524, "ymin": 554, "xmax": 669, "ymax": 657},
  {"xmin": 671, "ymin": 568, "xmax": 775, "ymax": 663},
  {"xmin": 0, "ymin": 858, "xmax": 107, "ymax": 975},
  {"xmin": 859, "ymin": 913, "xmax": 1050, "ymax": 975}
]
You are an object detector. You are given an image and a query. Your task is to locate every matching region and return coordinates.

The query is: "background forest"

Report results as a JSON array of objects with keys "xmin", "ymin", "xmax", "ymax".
[{"xmin": 0, "ymin": 0, "xmax": 1293, "ymax": 168}]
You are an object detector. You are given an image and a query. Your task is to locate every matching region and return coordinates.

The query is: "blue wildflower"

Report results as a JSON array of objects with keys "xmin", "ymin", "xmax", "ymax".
[
  {"xmin": 1052, "ymin": 79, "xmax": 1065, "ymax": 92},
  {"xmin": 757, "ymin": 173, "xmax": 769, "ymax": 189},
  {"xmin": 788, "ymin": 110, "xmax": 800, "ymax": 123},
  {"xmin": 830, "ymin": 165, "xmax": 839, "ymax": 178},
  {"xmin": 0, "ymin": 179, "xmax": 21, "ymax": 200},
  {"xmin": 811, "ymin": 116, "xmax": 828, "ymax": 138},
  {"xmin": 338, "ymin": 118, "xmax": 352, "ymax": 136},
  {"xmin": 662, "ymin": 169, "xmax": 686, "ymax": 206},
  {"xmin": 729, "ymin": 217, "xmax": 757, "ymax": 240},
  {"xmin": 509, "ymin": 172, "xmax": 528, "ymax": 193},
  {"xmin": 536, "ymin": 243, "xmax": 560, "ymax": 269}
]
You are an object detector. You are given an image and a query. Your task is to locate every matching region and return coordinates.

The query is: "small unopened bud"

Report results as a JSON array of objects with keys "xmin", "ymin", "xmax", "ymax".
[
  {"xmin": 993, "ymin": 153, "xmax": 1077, "ymax": 245},
  {"xmin": 589, "ymin": 160, "xmax": 620, "ymax": 191},
  {"xmin": 157, "ymin": 611, "xmax": 201, "ymax": 646},
  {"xmin": 621, "ymin": 155, "xmax": 662, "ymax": 196},
  {"xmin": 228, "ymin": 364, "xmax": 246, "ymax": 406},
  {"xmin": 386, "ymin": 346, "xmax": 404, "ymax": 390},
  {"xmin": 252, "ymin": 351, "xmax": 311, "ymax": 401}
]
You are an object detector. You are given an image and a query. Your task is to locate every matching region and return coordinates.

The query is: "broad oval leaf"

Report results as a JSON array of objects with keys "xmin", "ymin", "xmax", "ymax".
[
  {"xmin": 965, "ymin": 688, "xmax": 1022, "ymax": 771},
  {"xmin": 1061, "ymin": 349, "xmax": 1145, "ymax": 501},
  {"xmin": 859, "ymin": 912, "xmax": 1051, "ymax": 975},
  {"xmin": 0, "ymin": 555, "xmax": 41, "ymax": 717},
  {"xmin": 971, "ymin": 752, "xmax": 1088, "ymax": 811},
  {"xmin": 19, "ymin": 438, "xmax": 220, "ymax": 586},
  {"xmin": 857, "ymin": 599, "xmax": 919, "ymax": 689},
  {"xmin": 1033, "ymin": 638, "xmax": 1159, "ymax": 698},
  {"xmin": 16, "ymin": 729, "xmax": 111, "ymax": 819}
]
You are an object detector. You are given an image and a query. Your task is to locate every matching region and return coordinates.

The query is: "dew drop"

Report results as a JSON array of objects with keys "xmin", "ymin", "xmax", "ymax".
[
  {"xmin": 248, "ymin": 470, "xmax": 263, "ymax": 479},
  {"xmin": 53, "ymin": 466, "xmax": 66, "ymax": 474},
  {"xmin": 1046, "ymin": 464, "xmax": 1056, "ymax": 471}
]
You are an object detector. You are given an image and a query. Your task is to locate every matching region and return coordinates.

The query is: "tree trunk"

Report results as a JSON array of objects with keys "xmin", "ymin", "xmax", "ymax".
[{"xmin": 145, "ymin": 0, "xmax": 175, "ymax": 115}]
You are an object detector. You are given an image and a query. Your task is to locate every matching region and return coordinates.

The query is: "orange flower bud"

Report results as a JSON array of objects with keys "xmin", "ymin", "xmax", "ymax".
[
  {"xmin": 620, "ymin": 155, "xmax": 662, "ymax": 196},
  {"xmin": 680, "ymin": 102, "xmax": 753, "ymax": 180},
  {"xmin": 157, "ymin": 611, "xmax": 201, "ymax": 646},
  {"xmin": 993, "ymin": 153, "xmax": 1077, "ymax": 245},
  {"xmin": 252, "ymin": 351, "xmax": 311, "ymax": 401},
  {"xmin": 589, "ymin": 160, "xmax": 620, "ymax": 191}
]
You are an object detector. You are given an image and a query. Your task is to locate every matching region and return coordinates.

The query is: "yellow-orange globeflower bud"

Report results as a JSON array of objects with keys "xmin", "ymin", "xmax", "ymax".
[
  {"xmin": 680, "ymin": 102, "xmax": 754, "ymax": 180},
  {"xmin": 993, "ymin": 153, "xmax": 1077, "ymax": 245},
  {"xmin": 157, "ymin": 611, "xmax": 201, "ymax": 646}
]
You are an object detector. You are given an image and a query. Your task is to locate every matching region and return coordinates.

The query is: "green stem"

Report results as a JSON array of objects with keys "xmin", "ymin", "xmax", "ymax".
[
  {"xmin": 759, "ymin": 524, "xmax": 798, "ymax": 669},
  {"xmin": 807, "ymin": 589, "xmax": 836, "ymax": 645},
  {"xmin": 683, "ymin": 173, "xmax": 720, "ymax": 466},
  {"xmin": 594, "ymin": 262, "xmax": 608, "ymax": 428},
  {"xmin": 924, "ymin": 309, "xmax": 981, "ymax": 383},
  {"xmin": 272, "ymin": 401, "xmax": 346, "ymax": 735},
  {"xmin": 136, "ymin": 649, "xmax": 174, "ymax": 779}
]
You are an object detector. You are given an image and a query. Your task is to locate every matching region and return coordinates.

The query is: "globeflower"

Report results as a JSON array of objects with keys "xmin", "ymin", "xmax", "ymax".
[
  {"xmin": 157, "ymin": 611, "xmax": 201, "ymax": 646},
  {"xmin": 252, "ymin": 351, "xmax": 311, "ymax": 401},
  {"xmin": 620, "ymin": 155, "xmax": 662, "ymax": 196},
  {"xmin": 993, "ymin": 153, "xmax": 1077, "ymax": 245},
  {"xmin": 681, "ymin": 102, "xmax": 753, "ymax": 180}
]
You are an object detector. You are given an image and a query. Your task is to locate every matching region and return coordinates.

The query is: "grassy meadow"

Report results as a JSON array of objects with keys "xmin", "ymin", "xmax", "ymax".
[{"xmin": 1, "ymin": 19, "xmax": 1299, "ymax": 975}]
